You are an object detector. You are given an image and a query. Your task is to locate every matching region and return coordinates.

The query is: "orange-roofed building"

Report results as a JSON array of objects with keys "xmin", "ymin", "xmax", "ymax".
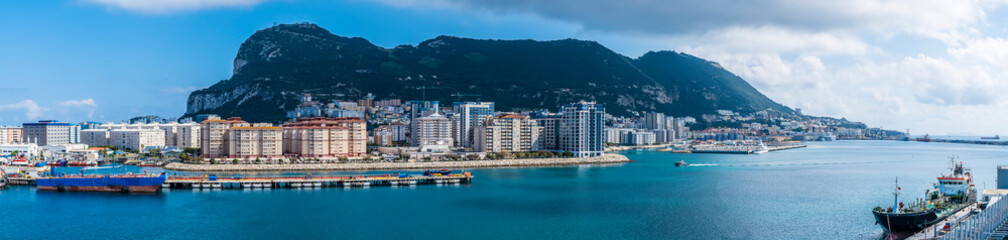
[{"xmin": 281, "ymin": 117, "xmax": 367, "ymax": 158}]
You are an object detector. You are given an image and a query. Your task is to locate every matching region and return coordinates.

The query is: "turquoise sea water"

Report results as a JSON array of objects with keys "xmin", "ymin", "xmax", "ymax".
[{"xmin": 2, "ymin": 140, "xmax": 1007, "ymax": 239}]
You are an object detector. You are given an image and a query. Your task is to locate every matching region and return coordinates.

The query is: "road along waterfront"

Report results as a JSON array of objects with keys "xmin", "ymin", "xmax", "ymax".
[{"xmin": 162, "ymin": 154, "xmax": 630, "ymax": 172}]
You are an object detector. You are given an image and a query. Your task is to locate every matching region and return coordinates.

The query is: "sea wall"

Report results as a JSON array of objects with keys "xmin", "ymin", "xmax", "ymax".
[{"xmin": 163, "ymin": 154, "xmax": 631, "ymax": 172}]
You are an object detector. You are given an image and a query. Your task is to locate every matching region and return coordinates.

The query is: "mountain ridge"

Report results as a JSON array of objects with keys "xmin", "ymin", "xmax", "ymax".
[{"xmin": 184, "ymin": 23, "xmax": 794, "ymax": 123}]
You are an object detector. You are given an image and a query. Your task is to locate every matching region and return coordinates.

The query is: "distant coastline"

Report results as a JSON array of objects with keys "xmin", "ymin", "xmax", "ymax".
[{"xmin": 163, "ymin": 154, "xmax": 631, "ymax": 172}]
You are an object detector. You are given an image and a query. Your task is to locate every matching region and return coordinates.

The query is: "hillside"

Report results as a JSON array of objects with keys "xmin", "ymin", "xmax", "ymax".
[{"xmin": 183, "ymin": 23, "xmax": 794, "ymax": 123}]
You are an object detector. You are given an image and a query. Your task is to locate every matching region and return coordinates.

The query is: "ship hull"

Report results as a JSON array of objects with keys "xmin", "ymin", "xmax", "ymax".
[
  {"xmin": 873, "ymin": 209, "xmax": 938, "ymax": 232},
  {"xmin": 36, "ymin": 175, "xmax": 166, "ymax": 193}
]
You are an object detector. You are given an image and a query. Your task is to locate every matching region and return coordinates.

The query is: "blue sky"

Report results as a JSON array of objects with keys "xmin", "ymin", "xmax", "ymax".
[{"xmin": 2, "ymin": 0, "xmax": 1007, "ymax": 135}]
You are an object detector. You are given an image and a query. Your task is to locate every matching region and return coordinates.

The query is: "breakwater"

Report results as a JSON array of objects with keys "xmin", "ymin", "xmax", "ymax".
[{"xmin": 163, "ymin": 154, "xmax": 631, "ymax": 172}]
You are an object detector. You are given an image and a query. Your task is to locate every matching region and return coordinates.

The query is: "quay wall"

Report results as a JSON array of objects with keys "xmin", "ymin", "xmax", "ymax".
[{"xmin": 164, "ymin": 154, "xmax": 631, "ymax": 172}]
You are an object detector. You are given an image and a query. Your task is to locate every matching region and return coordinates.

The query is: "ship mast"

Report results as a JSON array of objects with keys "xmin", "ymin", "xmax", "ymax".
[{"xmin": 893, "ymin": 177, "xmax": 900, "ymax": 212}]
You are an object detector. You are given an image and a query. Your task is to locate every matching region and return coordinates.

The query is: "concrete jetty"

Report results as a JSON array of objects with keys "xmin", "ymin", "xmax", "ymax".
[
  {"xmin": 164, "ymin": 173, "xmax": 472, "ymax": 190},
  {"xmin": 163, "ymin": 154, "xmax": 631, "ymax": 173}
]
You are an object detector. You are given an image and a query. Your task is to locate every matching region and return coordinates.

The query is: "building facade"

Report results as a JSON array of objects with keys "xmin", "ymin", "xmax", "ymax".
[
  {"xmin": 0, "ymin": 126, "xmax": 22, "ymax": 144},
  {"xmin": 80, "ymin": 129, "xmax": 110, "ymax": 147},
  {"xmin": 411, "ymin": 112, "xmax": 453, "ymax": 147},
  {"xmin": 225, "ymin": 124, "xmax": 282, "ymax": 159},
  {"xmin": 200, "ymin": 116, "xmax": 249, "ymax": 158},
  {"xmin": 372, "ymin": 122, "xmax": 409, "ymax": 146},
  {"xmin": 109, "ymin": 129, "xmax": 166, "ymax": 151},
  {"xmin": 452, "ymin": 102, "xmax": 494, "ymax": 148},
  {"xmin": 22, "ymin": 120, "xmax": 77, "ymax": 146},
  {"xmin": 473, "ymin": 114, "xmax": 543, "ymax": 153},
  {"xmin": 281, "ymin": 117, "xmax": 367, "ymax": 158},
  {"xmin": 558, "ymin": 102, "xmax": 606, "ymax": 157}
]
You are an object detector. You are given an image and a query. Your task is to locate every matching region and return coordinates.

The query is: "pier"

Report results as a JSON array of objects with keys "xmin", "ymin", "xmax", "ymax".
[
  {"xmin": 162, "ymin": 174, "xmax": 472, "ymax": 189},
  {"xmin": 4, "ymin": 173, "xmax": 473, "ymax": 189}
]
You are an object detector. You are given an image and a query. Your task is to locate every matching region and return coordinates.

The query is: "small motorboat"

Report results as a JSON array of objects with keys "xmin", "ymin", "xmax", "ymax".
[{"xmin": 675, "ymin": 160, "xmax": 689, "ymax": 167}]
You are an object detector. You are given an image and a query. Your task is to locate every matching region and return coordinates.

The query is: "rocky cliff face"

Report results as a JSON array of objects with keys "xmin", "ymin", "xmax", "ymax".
[{"xmin": 184, "ymin": 23, "xmax": 792, "ymax": 123}]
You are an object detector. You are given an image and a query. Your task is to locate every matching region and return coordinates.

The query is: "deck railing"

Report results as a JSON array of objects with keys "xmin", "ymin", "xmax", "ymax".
[{"xmin": 940, "ymin": 194, "xmax": 1008, "ymax": 240}]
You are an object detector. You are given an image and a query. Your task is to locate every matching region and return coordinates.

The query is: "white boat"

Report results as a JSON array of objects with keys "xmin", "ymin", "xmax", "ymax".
[
  {"xmin": 212, "ymin": 183, "xmax": 222, "ymax": 188},
  {"xmin": 292, "ymin": 183, "xmax": 302, "ymax": 188},
  {"xmin": 200, "ymin": 183, "xmax": 211, "ymax": 188},
  {"xmin": 312, "ymin": 182, "xmax": 322, "ymax": 187},
  {"xmin": 252, "ymin": 183, "xmax": 263, "ymax": 188}
]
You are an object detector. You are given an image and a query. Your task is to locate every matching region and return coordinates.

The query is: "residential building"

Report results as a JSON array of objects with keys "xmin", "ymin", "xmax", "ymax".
[
  {"xmin": 0, "ymin": 126, "xmax": 22, "ymax": 144},
  {"xmin": 225, "ymin": 123, "xmax": 282, "ymax": 159},
  {"xmin": 452, "ymin": 102, "xmax": 494, "ymax": 148},
  {"xmin": 644, "ymin": 112, "xmax": 666, "ymax": 130},
  {"xmin": 473, "ymin": 114, "xmax": 543, "ymax": 152},
  {"xmin": 558, "ymin": 102, "xmax": 606, "ymax": 157},
  {"xmin": 109, "ymin": 128, "xmax": 166, "ymax": 151},
  {"xmin": 372, "ymin": 122, "xmax": 409, "ymax": 146},
  {"xmin": 408, "ymin": 101, "xmax": 439, "ymax": 121},
  {"xmin": 200, "ymin": 116, "xmax": 248, "ymax": 158},
  {"xmin": 531, "ymin": 112, "xmax": 560, "ymax": 151},
  {"xmin": 282, "ymin": 117, "xmax": 367, "ymax": 158},
  {"xmin": 80, "ymin": 129, "xmax": 110, "ymax": 146},
  {"xmin": 22, "ymin": 120, "xmax": 76, "ymax": 146},
  {"xmin": 411, "ymin": 112, "xmax": 453, "ymax": 147}
]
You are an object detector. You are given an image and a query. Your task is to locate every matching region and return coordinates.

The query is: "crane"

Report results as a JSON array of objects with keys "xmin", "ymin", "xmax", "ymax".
[
  {"xmin": 451, "ymin": 92, "xmax": 482, "ymax": 103},
  {"xmin": 415, "ymin": 86, "xmax": 446, "ymax": 101}
]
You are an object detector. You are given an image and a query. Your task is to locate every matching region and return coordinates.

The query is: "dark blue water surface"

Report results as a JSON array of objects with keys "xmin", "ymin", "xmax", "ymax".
[{"xmin": 2, "ymin": 140, "xmax": 1007, "ymax": 239}]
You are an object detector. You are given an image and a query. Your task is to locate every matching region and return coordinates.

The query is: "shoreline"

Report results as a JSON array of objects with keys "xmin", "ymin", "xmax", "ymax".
[{"xmin": 163, "ymin": 154, "xmax": 631, "ymax": 173}]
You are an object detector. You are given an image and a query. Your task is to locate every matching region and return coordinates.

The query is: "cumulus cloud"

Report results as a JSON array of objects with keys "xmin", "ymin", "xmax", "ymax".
[
  {"xmin": 56, "ymin": 98, "xmax": 99, "ymax": 119},
  {"xmin": 0, "ymin": 100, "xmax": 47, "ymax": 119},
  {"xmin": 83, "ymin": 0, "xmax": 266, "ymax": 14},
  {"xmin": 372, "ymin": 0, "xmax": 1008, "ymax": 134},
  {"xmin": 59, "ymin": 98, "xmax": 97, "ymax": 107}
]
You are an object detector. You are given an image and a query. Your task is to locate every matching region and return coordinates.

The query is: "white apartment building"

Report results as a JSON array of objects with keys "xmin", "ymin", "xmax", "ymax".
[
  {"xmin": 473, "ymin": 114, "xmax": 543, "ymax": 153},
  {"xmin": 452, "ymin": 102, "xmax": 494, "ymax": 148},
  {"xmin": 80, "ymin": 129, "xmax": 110, "ymax": 146},
  {"xmin": 411, "ymin": 112, "xmax": 453, "ymax": 147},
  {"xmin": 109, "ymin": 129, "xmax": 166, "ymax": 151}
]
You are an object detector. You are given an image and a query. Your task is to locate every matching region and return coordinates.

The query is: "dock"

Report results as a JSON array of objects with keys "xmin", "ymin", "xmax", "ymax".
[
  {"xmin": 4, "ymin": 173, "xmax": 473, "ymax": 189},
  {"xmin": 162, "ymin": 174, "xmax": 472, "ymax": 189}
]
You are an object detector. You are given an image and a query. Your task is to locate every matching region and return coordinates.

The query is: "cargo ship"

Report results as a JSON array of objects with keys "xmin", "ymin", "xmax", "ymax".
[
  {"xmin": 872, "ymin": 159, "xmax": 975, "ymax": 233},
  {"xmin": 36, "ymin": 172, "xmax": 167, "ymax": 193},
  {"xmin": 981, "ymin": 135, "xmax": 1000, "ymax": 140}
]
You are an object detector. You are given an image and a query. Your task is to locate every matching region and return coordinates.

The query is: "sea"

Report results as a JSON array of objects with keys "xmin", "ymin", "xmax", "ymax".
[{"xmin": 2, "ymin": 140, "xmax": 1007, "ymax": 239}]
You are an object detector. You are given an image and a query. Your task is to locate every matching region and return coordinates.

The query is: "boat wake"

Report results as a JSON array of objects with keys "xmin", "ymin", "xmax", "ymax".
[{"xmin": 681, "ymin": 160, "xmax": 911, "ymax": 168}]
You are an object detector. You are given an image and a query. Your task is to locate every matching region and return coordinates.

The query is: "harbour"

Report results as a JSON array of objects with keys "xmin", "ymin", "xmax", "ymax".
[{"xmin": 3, "ymin": 140, "xmax": 1008, "ymax": 239}]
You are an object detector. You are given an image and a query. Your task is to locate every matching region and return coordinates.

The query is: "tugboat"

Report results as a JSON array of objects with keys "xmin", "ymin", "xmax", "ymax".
[
  {"xmin": 872, "ymin": 158, "xmax": 975, "ymax": 233},
  {"xmin": 674, "ymin": 160, "xmax": 689, "ymax": 167}
]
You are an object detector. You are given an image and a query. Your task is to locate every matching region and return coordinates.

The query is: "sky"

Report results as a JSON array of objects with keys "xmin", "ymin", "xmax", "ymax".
[{"xmin": 1, "ymin": 0, "xmax": 1006, "ymax": 135}]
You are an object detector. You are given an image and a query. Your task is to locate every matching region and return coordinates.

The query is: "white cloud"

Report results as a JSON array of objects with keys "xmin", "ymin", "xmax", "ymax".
[
  {"xmin": 59, "ymin": 98, "xmax": 97, "ymax": 107},
  {"xmin": 83, "ymin": 0, "xmax": 266, "ymax": 14},
  {"xmin": 56, "ymin": 98, "xmax": 99, "ymax": 119},
  {"xmin": 0, "ymin": 100, "xmax": 47, "ymax": 119},
  {"xmin": 371, "ymin": 0, "xmax": 1008, "ymax": 134}
]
